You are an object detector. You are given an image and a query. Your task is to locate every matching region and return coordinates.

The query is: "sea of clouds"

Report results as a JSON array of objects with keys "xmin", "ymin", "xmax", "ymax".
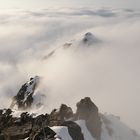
[{"xmin": 0, "ymin": 7, "xmax": 140, "ymax": 133}]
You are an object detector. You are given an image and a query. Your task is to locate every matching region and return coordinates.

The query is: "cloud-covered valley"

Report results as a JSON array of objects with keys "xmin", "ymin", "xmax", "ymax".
[{"xmin": 0, "ymin": 7, "xmax": 140, "ymax": 133}]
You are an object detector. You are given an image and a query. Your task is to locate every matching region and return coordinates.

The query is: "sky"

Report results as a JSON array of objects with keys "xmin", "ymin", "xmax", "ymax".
[
  {"xmin": 0, "ymin": 0, "xmax": 140, "ymax": 136},
  {"xmin": 0, "ymin": 0, "xmax": 140, "ymax": 10}
]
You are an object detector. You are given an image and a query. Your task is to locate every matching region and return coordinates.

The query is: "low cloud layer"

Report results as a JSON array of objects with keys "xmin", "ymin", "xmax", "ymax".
[{"xmin": 0, "ymin": 7, "xmax": 140, "ymax": 133}]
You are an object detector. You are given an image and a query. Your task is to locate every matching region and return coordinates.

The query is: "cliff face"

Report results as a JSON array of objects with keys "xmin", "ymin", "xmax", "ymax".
[{"xmin": 75, "ymin": 97, "xmax": 101, "ymax": 140}]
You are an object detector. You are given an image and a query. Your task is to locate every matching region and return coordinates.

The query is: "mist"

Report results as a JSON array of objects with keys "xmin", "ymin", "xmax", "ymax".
[{"xmin": 0, "ymin": 8, "xmax": 140, "ymax": 133}]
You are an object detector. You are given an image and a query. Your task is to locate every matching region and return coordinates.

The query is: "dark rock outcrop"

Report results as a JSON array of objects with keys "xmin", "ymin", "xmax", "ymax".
[
  {"xmin": 61, "ymin": 121, "xmax": 85, "ymax": 140},
  {"xmin": 10, "ymin": 76, "xmax": 40, "ymax": 110},
  {"xmin": 0, "ymin": 109, "xmax": 33, "ymax": 140},
  {"xmin": 28, "ymin": 127, "xmax": 56, "ymax": 140},
  {"xmin": 0, "ymin": 109, "xmax": 13, "ymax": 131},
  {"xmin": 49, "ymin": 104, "xmax": 73, "ymax": 126},
  {"xmin": 2, "ymin": 123, "xmax": 32, "ymax": 140},
  {"xmin": 75, "ymin": 97, "xmax": 101, "ymax": 140}
]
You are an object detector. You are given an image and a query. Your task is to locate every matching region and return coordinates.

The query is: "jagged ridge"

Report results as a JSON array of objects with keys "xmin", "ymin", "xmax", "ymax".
[{"xmin": 0, "ymin": 78, "xmax": 140, "ymax": 140}]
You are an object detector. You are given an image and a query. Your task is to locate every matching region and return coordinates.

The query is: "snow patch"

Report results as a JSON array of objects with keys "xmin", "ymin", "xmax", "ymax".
[
  {"xmin": 51, "ymin": 126, "xmax": 73, "ymax": 140},
  {"xmin": 75, "ymin": 120, "xmax": 96, "ymax": 140}
]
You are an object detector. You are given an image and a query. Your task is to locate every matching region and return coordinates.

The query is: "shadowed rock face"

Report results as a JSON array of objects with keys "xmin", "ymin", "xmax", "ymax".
[
  {"xmin": 0, "ymin": 109, "xmax": 33, "ymax": 140},
  {"xmin": 29, "ymin": 127, "xmax": 56, "ymax": 140},
  {"xmin": 0, "ymin": 109, "xmax": 13, "ymax": 131},
  {"xmin": 61, "ymin": 121, "xmax": 85, "ymax": 140},
  {"xmin": 75, "ymin": 97, "xmax": 102, "ymax": 140},
  {"xmin": 49, "ymin": 104, "xmax": 73, "ymax": 126},
  {"xmin": 75, "ymin": 97, "xmax": 98, "ymax": 119},
  {"xmin": 10, "ymin": 76, "xmax": 40, "ymax": 110}
]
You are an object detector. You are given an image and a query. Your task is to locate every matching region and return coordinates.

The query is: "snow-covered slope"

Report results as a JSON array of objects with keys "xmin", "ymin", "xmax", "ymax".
[
  {"xmin": 76, "ymin": 120, "xmax": 96, "ymax": 140},
  {"xmin": 51, "ymin": 126, "xmax": 73, "ymax": 140}
]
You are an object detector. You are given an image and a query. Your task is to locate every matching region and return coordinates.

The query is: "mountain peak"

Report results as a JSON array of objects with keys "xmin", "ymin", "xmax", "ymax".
[
  {"xmin": 82, "ymin": 32, "xmax": 100, "ymax": 46},
  {"xmin": 10, "ymin": 76, "xmax": 40, "ymax": 110}
]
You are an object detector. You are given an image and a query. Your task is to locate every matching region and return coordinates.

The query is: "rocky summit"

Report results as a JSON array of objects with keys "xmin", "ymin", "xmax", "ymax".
[
  {"xmin": 0, "ymin": 79, "xmax": 140, "ymax": 140},
  {"xmin": 0, "ymin": 97, "xmax": 101, "ymax": 140},
  {"xmin": 75, "ymin": 97, "xmax": 101, "ymax": 140},
  {"xmin": 10, "ymin": 76, "xmax": 40, "ymax": 110}
]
